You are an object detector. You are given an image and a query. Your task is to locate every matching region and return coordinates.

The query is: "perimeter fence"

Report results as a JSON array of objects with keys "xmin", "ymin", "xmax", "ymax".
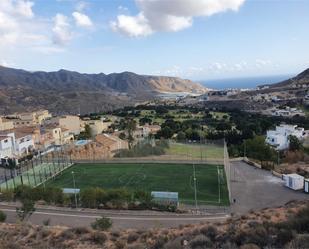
[{"xmin": 0, "ymin": 148, "xmax": 72, "ymax": 190}]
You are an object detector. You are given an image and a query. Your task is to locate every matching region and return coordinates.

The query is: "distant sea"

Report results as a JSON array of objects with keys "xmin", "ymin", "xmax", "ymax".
[{"xmin": 200, "ymin": 75, "xmax": 292, "ymax": 90}]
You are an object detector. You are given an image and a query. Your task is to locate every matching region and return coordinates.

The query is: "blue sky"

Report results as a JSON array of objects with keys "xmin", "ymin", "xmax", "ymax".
[{"xmin": 0, "ymin": 0, "xmax": 308, "ymax": 80}]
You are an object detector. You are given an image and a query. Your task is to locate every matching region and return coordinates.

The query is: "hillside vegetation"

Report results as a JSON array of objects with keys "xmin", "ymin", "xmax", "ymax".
[{"xmin": 0, "ymin": 200, "xmax": 308, "ymax": 249}]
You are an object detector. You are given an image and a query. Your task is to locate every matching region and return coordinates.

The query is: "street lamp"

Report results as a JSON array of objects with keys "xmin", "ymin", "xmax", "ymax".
[
  {"xmin": 72, "ymin": 171, "xmax": 78, "ymax": 208},
  {"xmin": 193, "ymin": 164, "xmax": 198, "ymax": 210}
]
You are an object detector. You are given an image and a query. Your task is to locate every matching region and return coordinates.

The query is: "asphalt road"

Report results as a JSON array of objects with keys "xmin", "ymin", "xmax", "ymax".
[
  {"xmin": 230, "ymin": 161, "xmax": 308, "ymax": 214},
  {"xmin": 0, "ymin": 203, "xmax": 229, "ymax": 230}
]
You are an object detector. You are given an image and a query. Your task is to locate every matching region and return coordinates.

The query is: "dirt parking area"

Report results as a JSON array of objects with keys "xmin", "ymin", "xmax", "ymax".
[{"xmin": 230, "ymin": 161, "xmax": 308, "ymax": 214}]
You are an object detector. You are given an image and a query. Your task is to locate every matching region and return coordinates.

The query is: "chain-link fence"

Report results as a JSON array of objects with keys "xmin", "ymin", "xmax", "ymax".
[
  {"xmin": 224, "ymin": 140, "xmax": 232, "ymax": 203},
  {"xmin": 0, "ymin": 148, "xmax": 73, "ymax": 190},
  {"xmin": 71, "ymin": 138, "xmax": 225, "ymax": 165}
]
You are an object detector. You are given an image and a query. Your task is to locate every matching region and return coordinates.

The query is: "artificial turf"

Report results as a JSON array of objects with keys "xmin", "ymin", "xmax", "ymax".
[{"xmin": 46, "ymin": 163, "xmax": 229, "ymax": 205}]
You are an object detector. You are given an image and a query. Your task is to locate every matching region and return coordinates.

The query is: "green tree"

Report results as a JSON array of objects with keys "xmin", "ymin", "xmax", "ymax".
[
  {"xmin": 78, "ymin": 124, "xmax": 92, "ymax": 139},
  {"xmin": 16, "ymin": 199, "xmax": 35, "ymax": 221},
  {"xmin": 157, "ymin": 126, "xmax": 173, "ymax": 139},
  {"xmin": 288, "ymin": 135, "xmax": 302, "ymax": 151},
  {"xmin": 118, "ymin": 132, "xmax": 126, "ymax": 140},
  {"xmin": 125, "ymin": 119, "xmax": 136, "ymax": 149},
  {"xmin": 0, "ymin": 210, "xmax": 6, "ymax": 222},
  {"xmin": 245, "ymin": 136, "xmax": 276, "ymax": 164},
  {"xmin": 176, "ymin": 131, "xmax": 186, "ymax": 141},
  {"xmin": 91, "ymin": 216, "xmax": 112, "ymax": 231}
]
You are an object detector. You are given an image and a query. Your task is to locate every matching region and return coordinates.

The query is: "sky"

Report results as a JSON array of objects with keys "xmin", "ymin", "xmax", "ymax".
[{"xmin": 0, "ymin": 0, "xmax": 309, "ymax": 80}]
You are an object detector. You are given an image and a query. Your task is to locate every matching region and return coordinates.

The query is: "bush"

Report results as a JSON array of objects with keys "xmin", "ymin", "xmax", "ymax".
[
  {"xmin": 200, "ymin": 225, "xmax": 218, "ymax": 241},
  {"xmin": 42, "ymin": 218, "xmax": 50, "ymax": 226},
  {"xmin": 90, "ymin": 231, "xmax": 108, "ymax": 244},
  {"xmin": 189, "ymin": 235, "xmax": 213, "ymax": 249},
  {"xmin": 127, "ymin": 232, "xmax": 139, "ymax": 243},
  {"xmin": 91, "ymin": 216, "xmax": 112, "ymax": 231},
  {"xmin": 0, "ymin": 190, "xmax": 14, "ymax": 201},
  {"xmin": 0, "ymin": 210, "xmax": 6, "ymax": 222}
]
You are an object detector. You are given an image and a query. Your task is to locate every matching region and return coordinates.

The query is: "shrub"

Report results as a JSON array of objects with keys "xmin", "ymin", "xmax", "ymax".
[
  {"xmin": 288, "ymin": 234, "xmax": 309, "ymax": 249},
  {"xmin": 0, "ymin": 210, "xmax": 6, "ymax": 222},
  {"xmin": 90, "ymin": 231, "xmax": 108, "ymax": 244},
  {"xmin": 69, "ymin": 226, "xmax": 91, "ymax": 235},
  {"xmin": 163, "ymin": 237, "xmax": 184, "ymax": 249},
  {"xmin": 0, "ymin": 190, "xmax": 14, "ymax": 201},
  {"xmin": 42, "ymin": 218, "xmax": 50, "ymax": 226},
  {"xmin": 189, "ymin": 235, "xmax": 213, "ymax": 249},
  {"xmin": 127, "ymin": 232, "xmax": 139, "ymax": 243},
  {"xmin": 91, "ymin": 216, "xmax": 112, "ymax": 231},
  {"xmin": 200, "ymin": 225, "xmax": 218, "ymax": 241}
]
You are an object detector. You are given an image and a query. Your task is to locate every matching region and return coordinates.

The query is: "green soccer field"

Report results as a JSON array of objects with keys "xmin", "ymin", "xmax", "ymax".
[{"xmin": 46, "ymin": 163, "xmax": 229, "ymax": 205}]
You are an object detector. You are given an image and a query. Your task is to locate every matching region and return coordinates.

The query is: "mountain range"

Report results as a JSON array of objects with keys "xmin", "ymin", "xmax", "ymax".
[{"xmin": 0, "ymin": 66, "xmax": 206, "ymax": 114}]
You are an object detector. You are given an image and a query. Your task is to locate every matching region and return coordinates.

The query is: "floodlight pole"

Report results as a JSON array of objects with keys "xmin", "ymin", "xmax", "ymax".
[
  {"xmin": 72, "ymin": 171, "xmax": 78, "ymax": 208},
  {"xmin": 193, "ymin": 164, "xmax": 198, "ymax": 210}
]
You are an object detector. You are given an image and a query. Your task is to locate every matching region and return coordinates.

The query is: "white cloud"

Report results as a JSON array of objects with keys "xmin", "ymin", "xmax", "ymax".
[
  {"xmin": 111, "ymin": 13, "xmax": 152, "ymax": 37},
  {"xmin": 111, "ymin": 0, "xmax": 246, "ymax": 37},
  {"xmin": 15, "ymin": 0, "xmax": 34, "ymax": 18},
  {"xmin": 255, "ymin": 59, "xmax": 272, "ymax": 68},
  {"xmin": 0, "ymin": 0, "xmax": 52, "ymax": 50},
  {"xmin": 75, "ymin": 1, "xmax": 88, "ymax": 12},
  {"xmin": 118, "ymin": 5, "xmax": 129, "ymax": 12},
  {"xmin": 72, "ymin": 11, "xmax": 93, "ymax": 28},
  {"xmin": 52, "ymin": 13, "xmax": 73, "ymax": 45}
]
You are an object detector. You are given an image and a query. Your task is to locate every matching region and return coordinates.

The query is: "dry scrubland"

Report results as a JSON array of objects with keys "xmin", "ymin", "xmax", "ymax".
[{"xmin": 0, "ymin": 200, "xmax": 308, "ymax": 249}]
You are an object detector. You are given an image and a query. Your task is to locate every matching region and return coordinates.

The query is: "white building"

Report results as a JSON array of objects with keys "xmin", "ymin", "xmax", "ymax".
[
  {"xmin": 271, "ymin": 107, "xmax": 304, "ymax": 117},
  {"xmin": 15, "ymin": 133, "xmax": 35, "ymax": 155},
  {"xmin": 0, "ymin": 130, "xmax": 35, "ymax": 158},
  {"xmin": 0, "ymin": 135, "xmax": 15, "ymax": 158},
  {"xmin": 266, "ymin": 124, "xmax": 306, "ymax": 150}
]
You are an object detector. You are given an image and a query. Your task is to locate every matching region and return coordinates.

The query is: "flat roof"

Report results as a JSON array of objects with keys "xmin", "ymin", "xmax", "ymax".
[
  {"xmin": 151, "ymin": 191, "xmax": 178, "ymax": 199},
  {"xmin": 285, "ymin": 173, "xmax": 304, "ymax": 179}
]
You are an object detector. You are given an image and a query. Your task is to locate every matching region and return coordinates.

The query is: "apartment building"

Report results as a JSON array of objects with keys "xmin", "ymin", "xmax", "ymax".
[
  {"xmin": 83, "ymin": 119, "xmax": 112, "ymax": 136},
  {"xmin": 45, "ymin": 115, "xmax": 82, "ymax": 135},
  {"xmin": 8, "ymin": 110, "xmax": 52, "ymax": 128},
  {"xmin": 0, "ymin": 117, "xmax": 14, "ymax": 131}
]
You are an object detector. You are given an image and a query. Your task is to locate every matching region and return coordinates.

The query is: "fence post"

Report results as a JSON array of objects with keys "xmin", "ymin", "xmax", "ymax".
[
  {"xmin": 31, "ymin": 160, "xmax": 37, "ymax": 186},
  {"xmin": 4, "ymin": 174, "xmax": 8, "ymax": 190},
  {"xmin": 20, "ymin": 174, "xmax": 23, "ymax": 186},
  {"xmin": 11, "ymin": 169, "xmax": 16, "ymax": 189}
]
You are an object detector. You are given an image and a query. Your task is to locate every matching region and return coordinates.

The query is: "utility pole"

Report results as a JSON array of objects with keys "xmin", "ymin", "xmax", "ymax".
[
  {"xmin": 244, "ymin": 140, "xmax": 246, "ymax": 158},
  {"xmin": 72, "ymin": 171, "xmax": 78, "ymax": 208},
  {"xmin": 193, "ymin": 164, "xmax": 198, "ymax": 210},
  {"xmin": 277, "ymin": 150, "xmax": 280, "ymax": 166}
]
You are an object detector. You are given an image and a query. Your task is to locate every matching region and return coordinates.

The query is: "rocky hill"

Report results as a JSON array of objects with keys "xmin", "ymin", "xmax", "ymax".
[
  {"xmin": 262, "ymin": 68, "xmax": 309, "ymax": 89},
  {"xmin": 0, "ymin": 66, "xmax": 207, "ymax": 114}
]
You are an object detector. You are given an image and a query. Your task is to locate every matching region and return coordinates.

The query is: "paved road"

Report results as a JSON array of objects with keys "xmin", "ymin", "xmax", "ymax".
[
  {"xmin": 230, "ymin": 161, "xmax": 308, "ymax": 214},
  {"xmin": 0, "ymin": 203, "xmax": 229, "ymax": 230}
]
